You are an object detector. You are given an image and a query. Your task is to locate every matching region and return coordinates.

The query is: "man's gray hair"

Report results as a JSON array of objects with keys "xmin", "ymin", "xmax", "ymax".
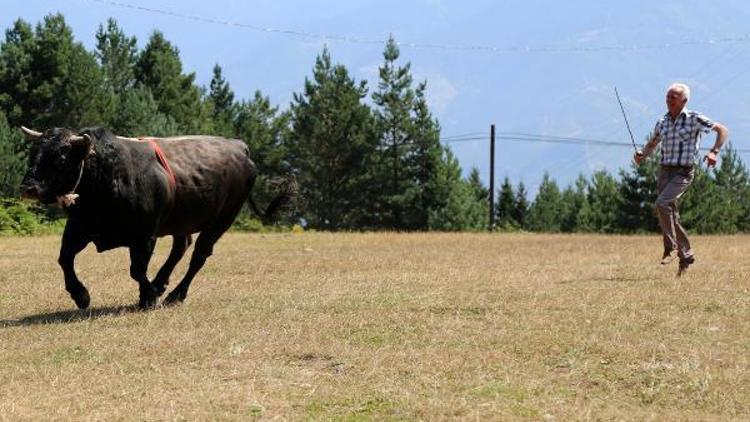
[{"xmin": 667, "ymin": 82, "xmax": 690, "ymax": 101}]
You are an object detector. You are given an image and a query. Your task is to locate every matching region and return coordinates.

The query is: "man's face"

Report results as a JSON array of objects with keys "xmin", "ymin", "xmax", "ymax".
[{"xmin": 666, "ymin": 88, "xmax": 687, "ymax": 115}]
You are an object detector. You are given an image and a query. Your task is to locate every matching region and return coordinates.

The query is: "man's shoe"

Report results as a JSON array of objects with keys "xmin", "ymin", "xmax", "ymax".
[
  {"xmin": 661, "ymin": 250, "xmax": 677, "ymax": 265},
  {"xmin": 677, "ymin": 256, "xmax": 696, "ymax": 277}
]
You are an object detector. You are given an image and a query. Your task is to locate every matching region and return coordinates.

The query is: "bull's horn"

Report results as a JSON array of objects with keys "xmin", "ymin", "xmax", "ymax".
[
  {"xmin": 20, "ymin": 126, "xmax": 42, "ymax": 140},
  {"xmin": 70, "ymin": 133, "xmax": 93, "ymax": 142}
]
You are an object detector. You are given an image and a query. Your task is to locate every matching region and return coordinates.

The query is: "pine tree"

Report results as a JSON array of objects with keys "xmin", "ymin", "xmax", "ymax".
[
  {"xmin": 617, "ymin": 153, "xmax": 659, "ymax": 233},
  {"xmin": 496, "ymin": 176, "xmax": 517, "ymax": 229},
  {"xmin": 586, "ymin": 169, "xmax": 620, "ymax": 233},
  {"xmin": 208, "ymin": 63, "xmax": 236, "ymax": 137},
  {"xmin": 371, "ymin": 36, "xmax": 458, "ymax": 230},
  {"xmin": 95, "ymin": 18, "xmax": 159, "ymax": 135},
  {"xmin": 135, "ymin": 31, "xmax": 210, "ymax": 133},
  {"xmin": 108, "ymin": 85, "xmax": 179, "ymax": 137},
  {"xmin": 235, "ymin": 90, "xmax": 290, "ymax": 212},
  {"xmin": 371, "ymin": 36, "xmax": 417, "ymax": 229},
  {"xmin": 0, "ymin": 111, "xmax": 26, "ymax": 197},
  {"xmin": 0, "ymin": 14, "xmax": 109, "ymax": 129},
  {"xmin": 34, "ymin": 14, "xmax": 109, "ymax": 127},
  {"xmin": 409, "ymin": 81, "xmax": 448, "ymax": 229},
  {"xmin": 0, "ymin": 19, "xmax": 35, "ymax": 126},
  {"xmin": 467, "ymin": 167, "xmax": 490, "ymax": 228},
  {"xmin": 560, "ymin": 174, "xmax": 587, "ymax": 232},
  {"xmin": 713, "ymin": 146, "xmax": 750, "ymax": 232},
  {"xmin": 288, "ymin": 47, "xmax": 378, "ymax": 229},
  {"xmin": 95, "ymin": 18, "xmax": 137, "ymax": 95},
  {"xmin": 427, "ymin": 151, "xmax": 487, "ymax": 231},
  {"xmin": 467, "ymin": 167, "xmax": 489, "ymax": 202},
  {"xmin": 575, "ymin": 199, "xmax": 595, "ymax": 232},
  {"xmin": 680, "ymin": 167, "xmax": 723, "ymax": 233},
  {"xmin": 526, "ymin": 173, "xmax": 562, "ymax": 232},
  {"xmin": 512, "ymin": 181, "xmax": 529, "ymax": 229}
]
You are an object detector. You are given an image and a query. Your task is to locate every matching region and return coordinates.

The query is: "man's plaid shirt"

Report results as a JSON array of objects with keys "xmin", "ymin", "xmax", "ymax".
[{"xmin": 653, "ymin": 108, "xmax": 714, "ymax": 167}]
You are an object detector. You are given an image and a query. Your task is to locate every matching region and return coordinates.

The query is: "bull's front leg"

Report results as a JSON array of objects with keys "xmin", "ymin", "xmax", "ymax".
[
  {"xmin": 58, "ymin": 221, "xmax": 91, "ymax": 309},
  {"xmin": 129, "ymin": 237, "xmax": 159, "ymax": 309}
]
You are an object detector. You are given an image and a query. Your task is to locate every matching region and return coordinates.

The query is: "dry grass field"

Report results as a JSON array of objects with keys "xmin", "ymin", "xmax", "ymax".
[{"xmin": 0, "ymin": 232, "xmax": 748, "ymax": 421}]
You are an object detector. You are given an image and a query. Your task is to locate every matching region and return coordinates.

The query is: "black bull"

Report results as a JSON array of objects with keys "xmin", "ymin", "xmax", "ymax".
[{"xmin": 19, "ymin": 126, "xmax": 295, "ymax": 309}]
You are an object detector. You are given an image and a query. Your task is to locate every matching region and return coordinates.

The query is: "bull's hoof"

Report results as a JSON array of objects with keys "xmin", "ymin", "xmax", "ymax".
[
  {"xmin": 71, "ymin": 289, "xmax": 90, "ymax": 310},
  {"xmin": 138, "ymin": 285, "xmax": 160, "ymax": 310},
  {"xmin": 163, "ymin": 290, "xmax": 185, "ymax": 306},
  {"xmin": 152, "ymin": 283, "xmax": 168, "ymax": 297},
  {"xmin": 138, "ymin": 296, "xmax": 159, "ymax": 310}
]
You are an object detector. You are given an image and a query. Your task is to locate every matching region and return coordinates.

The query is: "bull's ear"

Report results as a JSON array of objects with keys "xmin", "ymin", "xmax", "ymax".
[
  {"xmin": 70, "ymin": 134, "xmax": 95, "ymax": 159},
  {"xmin": 20, "ymin": 126, "xmax": 42, "ymax": 141}
]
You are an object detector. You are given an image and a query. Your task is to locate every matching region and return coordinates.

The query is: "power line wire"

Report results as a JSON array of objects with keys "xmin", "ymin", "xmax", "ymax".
[
  {"xmin": 89, "ymin": 0, "xmax": 385, "ymax": 45},
  {"xmin": 441, "ymin": 136, "xmax": 485, "ymax": 143},
  {"xmin": 441, "ymin": 132, "xmax": 750, "ymax": 154},
  {"xmin": 439, "ymin": 132, "xmax": 485, "ymax": 141},
  {"xmin": 87, "ymin": 0, "xmax": 750, "ymax": 54}
]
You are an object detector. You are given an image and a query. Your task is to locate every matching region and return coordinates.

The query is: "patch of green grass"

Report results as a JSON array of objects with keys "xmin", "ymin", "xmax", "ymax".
[
  {"xmin": 422, "ymin": 305, "xmax": 491, "ymax": 317},
  {"xmin": 703, "ymin": 301, "xmax": 722, "ymax": 313},
  {"xmin": 638, "ymin": 373, "xmax": 665, "ymax": 405},
  {"xmin": 50, "ymin": 345, "xmax": 96, "ymax": 364},
  {"xmin": 305, "ymin": 396, "xmax": 406, "ymax": 421},
  {"xmin": 474, "ymin": 381, "xmax": 529, "ymax": 401},
  {"xmin": 329, "ymin": 292, "xmax": 412, "ymax": 314},
  {"xmin": 247, "ymin": 403, "xmax": 264, "ymax": 418},
  {"xmin": 334, "ymin": 322, "xmax": 425, "ymax": 347},
  {"xmin": 510, "ymin": 402, "xmax": 541, "ymax": 418}
]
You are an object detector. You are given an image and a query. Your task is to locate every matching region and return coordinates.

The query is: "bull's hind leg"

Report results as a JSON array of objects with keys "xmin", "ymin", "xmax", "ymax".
[
  {"xmin": 163, "ymin": 208, "xmax": 243, "ymax": 306},
  {"xmin": 164, "ymin": 199, "xmax": 246, "ymax": 306},
  {"xmin": 152, "ymin": 234, "xmax": 193, "ymax": 297},
  {"xmin": 128, "ymin": 237, "xmax": 159, "ymax": 309},
  {"xmin": 163, "ymin": 230, "xmax": 222, "ymax": 305},
  {"xmin": 58, "ymin": 221, "xmax": 91, "ymax": 309}
]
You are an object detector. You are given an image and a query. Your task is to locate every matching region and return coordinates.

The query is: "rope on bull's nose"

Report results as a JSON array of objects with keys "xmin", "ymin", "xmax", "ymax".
[{"xmin": 56, "ymin": 161, "xmax": 85, "ymax": 208}]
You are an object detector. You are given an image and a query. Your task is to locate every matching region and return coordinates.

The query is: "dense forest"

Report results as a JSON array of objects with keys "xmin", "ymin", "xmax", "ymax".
[{"xmin": 1, "ymin": 14, "xmax": 749, "ymax": 234}]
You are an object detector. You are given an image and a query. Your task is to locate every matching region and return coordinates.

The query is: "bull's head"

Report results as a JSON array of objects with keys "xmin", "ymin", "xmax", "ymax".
[{"xmin": 19, "ymin": 127, "xmax": 94, "ymax": 204}]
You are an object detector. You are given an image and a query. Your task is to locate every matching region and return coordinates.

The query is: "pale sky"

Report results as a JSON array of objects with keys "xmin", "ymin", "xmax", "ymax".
[{"xmin": 4, "ymin": 0, "xmax": 750, "ymax": 194}]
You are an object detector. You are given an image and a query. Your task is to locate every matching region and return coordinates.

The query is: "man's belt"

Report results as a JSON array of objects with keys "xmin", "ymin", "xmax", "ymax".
[{"xmin": 660, "ymin": 164, "xmax": 693, "ymax": 171}]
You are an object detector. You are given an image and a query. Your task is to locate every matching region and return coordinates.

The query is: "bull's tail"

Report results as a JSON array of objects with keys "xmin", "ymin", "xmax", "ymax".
[{"xmin": 248, "ymin": 176, "xmax": 297, "ymax": 225}]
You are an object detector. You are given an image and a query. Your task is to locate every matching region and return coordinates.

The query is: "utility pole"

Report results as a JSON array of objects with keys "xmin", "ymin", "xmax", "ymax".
[{"xmin": 489, "ymin": 124, "xmax": 496, "ymax": 231}]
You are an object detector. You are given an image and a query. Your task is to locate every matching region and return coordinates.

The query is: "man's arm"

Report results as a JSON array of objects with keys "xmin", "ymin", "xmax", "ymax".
[
  {"xmin": 703, "ymin": 122, "xmax": 729, "ymax": 168},
  {"xmin": 634, "ymin": 132, "xmax": 660, "ymax": 165}
]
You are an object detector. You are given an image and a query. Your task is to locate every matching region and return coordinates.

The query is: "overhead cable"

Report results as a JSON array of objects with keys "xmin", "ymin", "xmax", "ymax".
[
  {"xmin": 87, "ymin": 0, "xmax": 750, "ymax": 53},
  {"xmin": 442, "ymin": 132, "xmax": 750, "ymax": 154}
]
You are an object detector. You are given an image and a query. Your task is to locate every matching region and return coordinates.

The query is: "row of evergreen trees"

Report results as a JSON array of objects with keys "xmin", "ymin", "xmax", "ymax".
[
  {"xmin": 495, "ymin": 149, "xmax": 750, "ymax": 234},
  {"xmin": 2, "ymin": 14, "xmax": 750, "ymax": 234},
  {"xmin": 0, "ymin": 14, "xmax": 487, "ymax": 231}
]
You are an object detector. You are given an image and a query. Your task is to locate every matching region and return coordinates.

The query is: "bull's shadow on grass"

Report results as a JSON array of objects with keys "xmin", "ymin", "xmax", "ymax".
[{"xmin": 0, "ymin": 304, "xmax": 141, "ymax": 328}]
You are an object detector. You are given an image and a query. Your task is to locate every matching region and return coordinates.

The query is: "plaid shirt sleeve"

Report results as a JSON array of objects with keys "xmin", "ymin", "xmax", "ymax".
[{"xmin": 694, "ymin": 112, "xmax": 715, "ymax": 134}]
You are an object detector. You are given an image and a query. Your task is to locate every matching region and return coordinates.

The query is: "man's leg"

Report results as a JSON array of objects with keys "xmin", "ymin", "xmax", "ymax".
[
  {"xmin": 672, "ymin": 206, "xmax": 693, "ymax": 260},
  {"xmin": 655, "ymin": 167, "xmax": 695, "ymax": 275},
  {"xmin": 656, "ymin": 168, "xmax": 677, "ymax": 262},
  {"xmin": 655, "ymin": 167, "xmax": 694, "ymax": 260}
]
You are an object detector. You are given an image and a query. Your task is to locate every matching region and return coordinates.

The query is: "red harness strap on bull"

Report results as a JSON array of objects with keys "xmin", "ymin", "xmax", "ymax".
[{"xmin": 138, "ymin": 137, "xmax": 176, "ymax": 188}]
